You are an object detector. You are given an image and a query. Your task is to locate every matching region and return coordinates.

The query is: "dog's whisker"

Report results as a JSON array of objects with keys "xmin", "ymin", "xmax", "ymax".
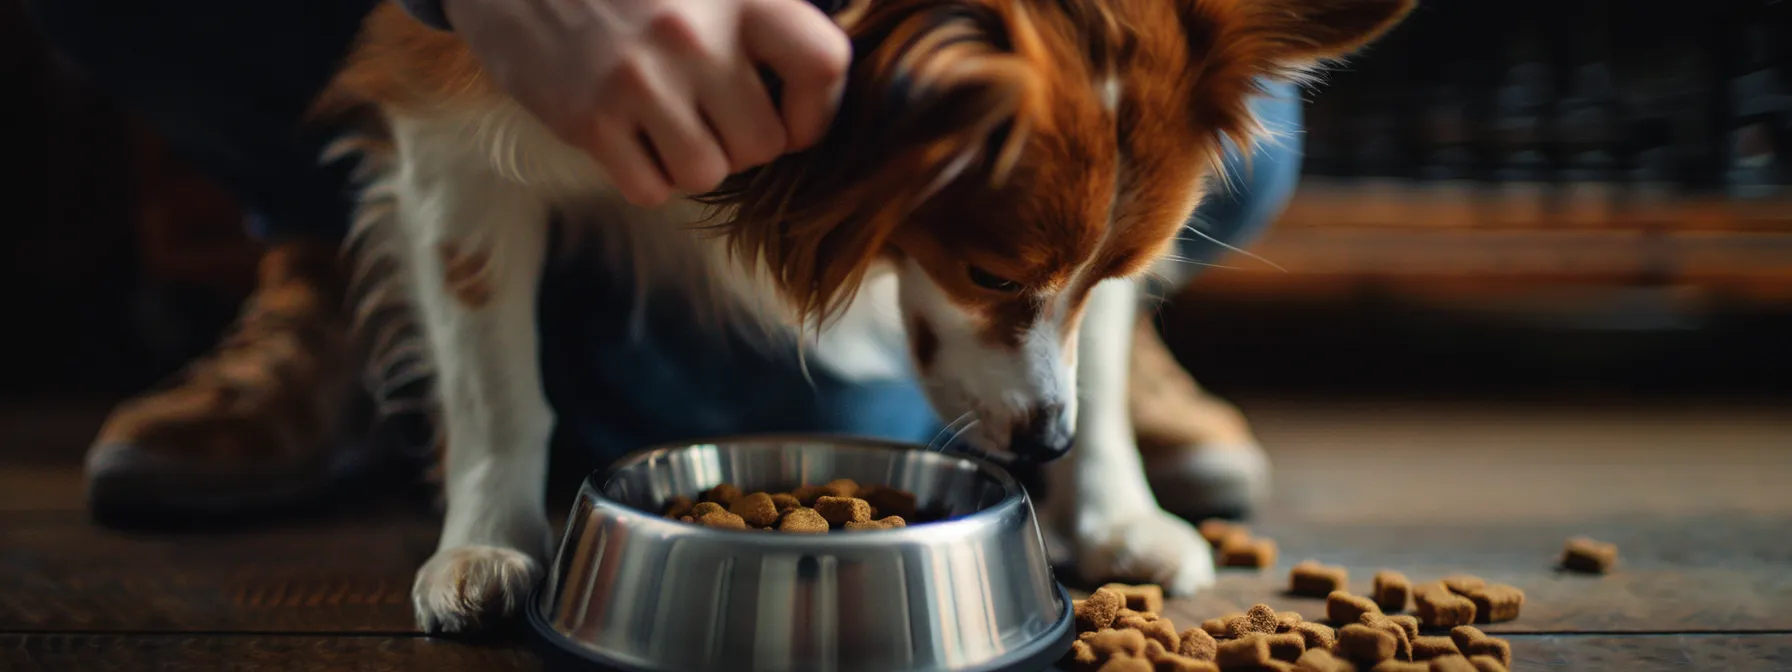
[{"xmin": 926, "ymin": 412, "xmax": 978, "ymax": 453}]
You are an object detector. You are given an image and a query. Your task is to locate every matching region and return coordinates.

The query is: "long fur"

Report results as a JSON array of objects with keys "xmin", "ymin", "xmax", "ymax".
[{"xmin": 314, "ymin": 0, "xmax": 1416, "ymax": 633}]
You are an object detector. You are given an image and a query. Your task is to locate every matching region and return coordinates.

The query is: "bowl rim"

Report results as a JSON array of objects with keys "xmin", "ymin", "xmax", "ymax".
[{"xmin": 584, "ymin": 433, "xmax": 1032, "ymax": 545}]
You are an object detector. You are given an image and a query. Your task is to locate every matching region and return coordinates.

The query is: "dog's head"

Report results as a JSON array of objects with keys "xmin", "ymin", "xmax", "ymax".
[{"xmin": 702, "ymin": 0, "xmax": 1412, "ymax": 460}]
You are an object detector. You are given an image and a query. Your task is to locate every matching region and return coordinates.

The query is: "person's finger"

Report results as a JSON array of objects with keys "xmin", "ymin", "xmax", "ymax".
[
  {"xmin": 699, "ymin": 61, "xmax": 789, "ymax": 171},
  {"xmin": 635, "ymin": 86, "xmax": 731, "ymax": 194},
  {"xmin": 740, "ymin": 0, "xmax": 851, "ymax": 149},
  {"xmin": 587, "ymin": 117, "xmax": 674, "ymax": 207}
]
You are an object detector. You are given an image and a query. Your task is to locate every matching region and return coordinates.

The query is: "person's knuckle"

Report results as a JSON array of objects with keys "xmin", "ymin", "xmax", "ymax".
[{"xmin": 599, "ymin": 53, "xmax": 655, "ymax": 97}]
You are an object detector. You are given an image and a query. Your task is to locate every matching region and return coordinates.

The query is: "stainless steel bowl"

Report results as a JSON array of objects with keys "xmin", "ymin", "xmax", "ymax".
[{"xmin": 529, "ymin": 435, "xmax": 1073, "ymax": 672}]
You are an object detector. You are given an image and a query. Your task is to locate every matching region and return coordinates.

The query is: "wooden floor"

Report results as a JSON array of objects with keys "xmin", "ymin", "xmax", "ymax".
[{"xmin": 3, "ymin": 399, "xmax": 1790, "ymax": 671}]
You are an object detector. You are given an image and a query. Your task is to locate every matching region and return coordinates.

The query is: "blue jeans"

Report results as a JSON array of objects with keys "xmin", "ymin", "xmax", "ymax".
[{"xmin": 31, "ymin": 0, "xmax": 1303, "ymax": 467}]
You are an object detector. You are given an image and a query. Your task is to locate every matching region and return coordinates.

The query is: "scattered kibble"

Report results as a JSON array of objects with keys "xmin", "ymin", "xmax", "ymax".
[
  {"xmin": 1216, "ymin": 634, "xmax": 1274, "ymax": 668},
  {"xmin": 1294, "ymin": 648, "xmax": 1350, "ymax": 672},
  {"xmin": 1327, "ymin": 591, "xmax": 1382, "ymax": 625},
  {"xmin": 1076, "ymin": 588, "xmax": 1126, "ymax": 632},
  {"xmin": 1373, "ymin": 570, "xmax": 1413, "ymax": 613},
  {"xmin": 1102, "ymin": 583, "xmax": 1167, "ymax": 614},
  {"xmin": 1426, "ymin": 655, "xmax": 1477, "ymax": 672},
  {"xmin": 1178, "ymin": 627, "xmax": 1217, "ymax": 661},
  {"xmin": 1412, "ymin": 636, "xmax": 1462, "ymax": 661},
  {"xmin": 1220, "ymin": 537, "xmax": 1279, "ymax": 568},
  {"xmin": 1462, "ymin": 584, "xmax": 1524, "ymax": 624},
  {"xmin": 1449, "ymin": 626, "xmax": 1512, "ymax": 668},
  {"xmin": 1338, "ymin": 623, "xmax": 1398, "ymax": 665},
  {"xmin": 1291, "ymin": 621, "xmax": 1338, "ymax": 651},
  {"xmin": 1292, "ymin": 561, "xmax": 1351, "ymax": 598},
  {"xmin": 1560, "ymin": 537, "xmax": 1618, "ymax": 574},
  {"xmin": 1414, "ymin": 583, "xmax": 1478, "ymax": 629},
  {"xmin": 1267, "ymin": 631, "xmax": 1309, "ymax": 661}
]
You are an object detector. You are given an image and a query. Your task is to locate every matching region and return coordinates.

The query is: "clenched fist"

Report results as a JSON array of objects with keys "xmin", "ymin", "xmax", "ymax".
[{"xmin": 445, "ymin": 0, "xmax": 851, "ymax": 206}]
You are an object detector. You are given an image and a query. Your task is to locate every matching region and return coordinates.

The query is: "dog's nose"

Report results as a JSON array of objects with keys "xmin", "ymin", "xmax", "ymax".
[{"xmin": 1009, "ymin": 404, "xmax": 1074, "ymax": 462}]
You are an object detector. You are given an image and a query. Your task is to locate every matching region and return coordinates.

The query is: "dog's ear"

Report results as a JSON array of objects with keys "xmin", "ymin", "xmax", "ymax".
[
  {"xmin": 696, "ymin": 0, "xmax": 1048, "ymax": 327},
  {"xmin": 1176, "ymin": 0, "xmax": 1414, "ymax": 150},
  {"xmin": 1186, "ymin": 0, "xmax": 1415, "ymax": 71}
]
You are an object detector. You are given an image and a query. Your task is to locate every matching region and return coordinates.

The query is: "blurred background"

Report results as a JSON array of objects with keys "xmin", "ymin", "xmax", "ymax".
[{"xmin": 5, "ymin": 0, "xmax": 1792, "ymax": 404}]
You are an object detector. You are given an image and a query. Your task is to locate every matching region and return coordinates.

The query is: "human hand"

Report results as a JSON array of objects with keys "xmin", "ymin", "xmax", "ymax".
[{"xmin": 446, "ymin": 0, "xmax": 851, "ymax": 207}]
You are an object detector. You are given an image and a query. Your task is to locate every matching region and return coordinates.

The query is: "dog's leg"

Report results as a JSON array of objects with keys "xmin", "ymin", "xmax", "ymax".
[
  {"xmin": 1046, "ymin": 278, "xmax": 1216, "ymax": 595},
  {"xmin": 390, "ymin": 130, "xmax": 555, "ymax": 633}
]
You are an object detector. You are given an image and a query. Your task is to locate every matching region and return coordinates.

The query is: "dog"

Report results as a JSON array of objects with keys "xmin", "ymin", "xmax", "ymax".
[{"xmin": 316, "ymin": 0, "xmax": 1413, "ymax": 633}]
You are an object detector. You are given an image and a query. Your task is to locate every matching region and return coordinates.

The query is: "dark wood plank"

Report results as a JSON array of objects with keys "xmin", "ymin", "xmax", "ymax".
[
  {"xmin": 1508, "ymin": 634, "xmax": 1792, "ymax": 672},
  {"xmin": 0, "ymin": 516, "xmax": 438, "ymax": 633},
  {"xmin": 0, "ymin": 634, "xmax": 539, "ymax": 672}
]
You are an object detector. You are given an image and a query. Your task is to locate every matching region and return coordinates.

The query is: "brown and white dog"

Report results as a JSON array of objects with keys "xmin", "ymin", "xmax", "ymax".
[{"xmin": 318, "ymin": 0, "xmax": 1412, "ymax": 633}]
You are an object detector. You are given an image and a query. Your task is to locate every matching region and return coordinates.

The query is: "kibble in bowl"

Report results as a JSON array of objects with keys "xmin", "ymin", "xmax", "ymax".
[{"xmin": 533, "ymin": 436, "xmax": 1076, "ymax": 672}]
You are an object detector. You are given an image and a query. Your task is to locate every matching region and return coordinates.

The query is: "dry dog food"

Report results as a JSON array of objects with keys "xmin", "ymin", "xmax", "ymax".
[
  {"xmin": 777, "ymin": 508, "xmax": 830, "ymax": 533},
  {"xmin": 702, "ymin": 483, "xmax": 743, "ymax": 506},
  {"xmin": 1266, "ymin": 632, "xmax": 1309, "ymax": 662},
  {"xmin": 1370, "ymin": 661, "xmax": 1428, "ymax": 672},
  {"xmin": 1449, "ymin": 627, "xmax": 1511, "ymax": 668},
  {"xmin": 1292, "ymin": 561, "xmax": 1350, "ymax": 598},
  {"xmin": 1120, "ymin": 614, "xmax": 1180, "ymax": 652},
  {"xmin": 1216, "ymin": 634, "xmax": 1274, "ymax": 668},
  {"xmin": 1373, "ymin": 570, "xmax": 1412, "ymax": 612},
  {"xmin": 1412, "ymin": 636, "xmax": 1461, "ymax": 660},
  {"xmin": 1220, "ymin": 537, "xmax": 1280, "ymax": 568},
  {"xmin": 1387, "ymin": 615, "xmax": 1419, "ymax": 642},
  {"xmin": 1076, "ymin": 588, "xmax": 1126, "ymax": 632},
  {"xmin": 1102, "ymin": 583, "xmax": 1167, "ymax": 614},
  {"xmin": 1414, "ymin": 583, "xmax": 1478, "ymax": 629},
  {"xmin": 697, "ymin": 510, "xmax": 749, "ymax": 530},
  {"xmin": 1440, "ymin": 575, "xmax": 1486, "ymax": 595},
  {"xmin": 1293, "ymin": 648, "xmax": 1350, "ymax": 672},
  {"xmin": 1095, "ymin": 655, "xmax": 1153, "ymax": 671},
  {"xmin": 1179, "ymin": 627, "xmax": 1218, "ymax": 661},
  {"xmin": 1327, "ymin": 591, "xmax": 1382, "ymax": 625},
  {"xmin": 1561, "ymin": 536, "xmax": 1618, "ymax": 574},
  {"xmin": 1468, "ymin": 655, "xmax": 1510, "ymax": 671},
  {"xmin": 664, "ymin": 481, "xmax": 928, "ymax": 533},
  {"xmin": 1337, "ymin": 623, "xmax": 1398, "ymax": 665},
  {"xmin": 1462, "ymin": 585, "xmax": 1524, "ymax": 624},
  {"xmin": 1066, "ymin": 581, "xmax": 1518, "ymax": 672},
  {"xmin": 1290, "ymin": 621, "xmax": 1338, "ymax": 651},
  {"xmin": 1360, "ymin": 614, "xmax": 1412, "ymax": 662},
  {"xmin": 1087, "ymin": 628, "xmax": 1150, "ymax": 659},
  {"xmin": 1231, "ymin": 604, "xmax": 1280, "ymax": 638},
  {"xmin": 1199, "ymin": 519, "xmax": 1248, "ymax": 546},
  {"xmin": 730, "ymin": 492, "xmax": 780, "ymax": 527},
  {"xmin": 1425, "ymin": 656, "xmax": 1475, "ymax": 672},
  {"xmin": 1430, "ymin": 575, "xmax": 1524, "ymax": 624}
]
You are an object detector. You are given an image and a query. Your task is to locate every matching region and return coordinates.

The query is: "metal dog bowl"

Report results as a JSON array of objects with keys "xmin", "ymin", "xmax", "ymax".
[{"xmin": 529, "ymin": 435, "xmax": 1074, "ymax": 672}]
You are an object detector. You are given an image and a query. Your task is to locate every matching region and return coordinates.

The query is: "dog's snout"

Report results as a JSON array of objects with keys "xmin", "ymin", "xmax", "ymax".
[{"xmin": 1009, "ymin": 403, "xmax": 1074, "ymax": 462}]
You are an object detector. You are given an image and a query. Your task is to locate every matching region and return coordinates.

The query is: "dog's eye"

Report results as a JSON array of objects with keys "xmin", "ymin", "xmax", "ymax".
[{"xmin": 968, "ymin": 266, "xmax": 1022, "ymax": 293}]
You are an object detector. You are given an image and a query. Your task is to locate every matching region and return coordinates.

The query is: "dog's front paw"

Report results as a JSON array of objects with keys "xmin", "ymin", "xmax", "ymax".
[
  {"xmin": 412, "ymin": 544, "xmax": 542, "ymax": 634},
  {"xmin": 1071, "ymin": 509, "xmax": 1217, "ymax": 597}
]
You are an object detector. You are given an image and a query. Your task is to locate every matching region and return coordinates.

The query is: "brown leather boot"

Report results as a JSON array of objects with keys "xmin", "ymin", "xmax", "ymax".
[
  {"xmin": 86, "ymin": 241, "xmax": 371, "ymax": 523},
  {"xmin": 1130, "ymin": 315, "xmax": 1269, "ymax": 522}
]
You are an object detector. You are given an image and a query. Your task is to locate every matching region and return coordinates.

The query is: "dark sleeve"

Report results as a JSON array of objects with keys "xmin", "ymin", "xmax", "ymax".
[{"xmin": 399, "ymin": 0, "xmax": 452, "ymax": 30}]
